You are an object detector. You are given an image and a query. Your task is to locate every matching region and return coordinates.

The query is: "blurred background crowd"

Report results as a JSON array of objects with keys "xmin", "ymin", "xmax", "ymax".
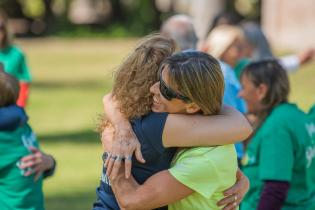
[{"xmin": 0, "ymin": 0, "xmax": 315, "ymax": 210}]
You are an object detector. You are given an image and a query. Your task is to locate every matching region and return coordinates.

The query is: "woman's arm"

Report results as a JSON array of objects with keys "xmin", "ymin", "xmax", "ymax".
[
  {"xmin": 102, "ymin": 94, "xmax": 145, "ymax": 179},
  {"xmin": 257, "ymin": 181, "xmax": 289, "ymax": 210},
  {"xmin": 110, "ymin": 170, "xmax": 193, "ymax": 210},
  {"xmin": 103, "ymin": 94, "xmax": 252, "ymax": 178},
  {"xmin": 103, "ymin": 94, "xmax": 252, "ymax": 148},
  {"xmin": 110, "ymin": 168, "xmax": 248, "ymax": 210},
  {"xmin": 162, "ymin": 106, "xmax": 252, "ymax": 147}
]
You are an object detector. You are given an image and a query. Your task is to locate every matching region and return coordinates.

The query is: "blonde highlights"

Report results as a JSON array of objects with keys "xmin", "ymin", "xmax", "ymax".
[{"xmin": 163, "ymin": 51, "xmax": 224, "ymax": 115}]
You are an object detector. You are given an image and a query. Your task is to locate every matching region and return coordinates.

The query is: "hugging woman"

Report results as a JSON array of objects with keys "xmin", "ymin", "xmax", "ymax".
[{"xmin": 93, "ymin": 34, "xmax": 252, "ymax": 210}]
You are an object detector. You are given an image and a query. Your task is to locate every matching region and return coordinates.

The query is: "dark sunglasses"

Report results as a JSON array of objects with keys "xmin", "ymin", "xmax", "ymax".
[{"xmin": 159, "ymin": 71, "xmax": 191, "ymax": 102}]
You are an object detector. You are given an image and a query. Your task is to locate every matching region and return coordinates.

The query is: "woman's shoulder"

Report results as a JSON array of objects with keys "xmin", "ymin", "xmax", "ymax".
[
  {"xmin": 258, "ymin": 103, "xmax": 308, "ymax": 138},
  {"xmin": 264, "ymin": 103, "xmax": 305, "ymax": 125},
  {"xmin": 132, "ymin": 112, "xmax": 168, "ymax": 127},
  {"xmin": 5, "ymin": 45, "xmax": 25, "ymax": 55}
]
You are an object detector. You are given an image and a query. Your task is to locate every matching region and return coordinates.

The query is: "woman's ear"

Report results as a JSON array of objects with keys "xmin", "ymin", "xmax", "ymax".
[
  {"xmin": 257, "ymin": 83, "xmax": 268, "ymax": 101},
  {"xmin": 200, "ymin": 43, "xmax": 209, "ymax": 53},
  {"xmin": 185, "ymin": 102, "xmax": 201, "ymax": 114}
]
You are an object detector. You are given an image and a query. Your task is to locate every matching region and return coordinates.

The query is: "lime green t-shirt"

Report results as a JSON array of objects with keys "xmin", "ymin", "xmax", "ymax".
[
  {"xmin": 241, "ymin": 103, "xmax": 315, "ymax": 210},
  {"xmin": 0, "ymin": 124, "xmax": 44, "ymax": 210},
  {"xmin": 168, "ymin": 145, "xmax": 238, "ymax": 210},
  {"xmin": 0, "ymin": 45, "xmax": 32, "ymax": 82}
]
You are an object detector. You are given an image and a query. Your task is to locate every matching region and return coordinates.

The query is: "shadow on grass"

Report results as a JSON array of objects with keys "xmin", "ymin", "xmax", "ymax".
[
  {"xmin": 32, "ymin": 80, "xmax": 109, "ymax": 90},
  {"xmin": 38, "ymin": 130, "xmax": 100, "ymax": 145},
  {"xmin": 45, "ymin": 190, "xmax": 97, "ymax": 210}
]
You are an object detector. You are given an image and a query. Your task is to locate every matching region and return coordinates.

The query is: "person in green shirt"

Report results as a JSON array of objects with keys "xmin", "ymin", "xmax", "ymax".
[
  {"xmin": 0, "ymin": 70, "xmax": 55, "ymax": 210},
  {"xmin": 239, "ymin": 59, "xmax": 315, "ymax": 210},
  {"xmin": 0, "ymin": 9, "xmax": 32, "ymax": 107}
]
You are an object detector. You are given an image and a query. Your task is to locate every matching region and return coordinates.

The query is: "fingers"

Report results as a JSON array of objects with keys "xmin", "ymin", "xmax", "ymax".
[
  {"xmin": 223, "ymin": 183, "xmax": 238, "ymax": 196},
  {"xmin": 28, "ymin": 146, "xmax": 40, "ymax": 154},
  {"xmin": 218, "ymin": 194, "xmax": 240, "ymax": 210},
  {"xmin": 110, "ymin": 156, "xmax": 123, "ymax": 179},
  {"xmin": 217, "ymin": 193, "xmax": 237, "ymax": 206},
  {"xmin": 124, "ymin": 156, "xmax": 132, "ymax": 178},
  {"xmin": 221, "ymin": 199, "xmax": 239, "ymax": 210},
  {"xmin": 104, "ymin": 152, "xmax": 111, "ymax": 169},
  {"xmin": 20, "ymin": 154, "xmax": 36, "ymax": 164},
  {"xmin": 106, "ymin": 154, "xmax": 116, "ymax": 176},
  {"xmin": 19, "ymin": 157, "xmax": 41, "ymax": 169},
  {"xmin": 23, "ymin": 167, "xmax": 35, "ymax": 176},
  {"xmin": 134, "ymin": 143, "xmax": 145, "ymax": 163}
]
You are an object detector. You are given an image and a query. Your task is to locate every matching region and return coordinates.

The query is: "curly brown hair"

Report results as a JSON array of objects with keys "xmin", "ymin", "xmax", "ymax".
[
  {"xmin": 97, "ymin": 34, "xmax": 175, "ymax": 132},
  {"xmin": 112, "ymin": 34, "xmax": 175, "ymax": 119}
]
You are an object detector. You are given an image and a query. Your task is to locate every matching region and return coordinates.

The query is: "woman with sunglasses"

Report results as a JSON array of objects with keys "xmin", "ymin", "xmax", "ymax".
[
  {"xmin": 0, "ymin": 10, "xmax": 32, "ymax": 107},
  {"xmin": 97, "ymin": 40, "xmax": 252, "ymax": 210}
]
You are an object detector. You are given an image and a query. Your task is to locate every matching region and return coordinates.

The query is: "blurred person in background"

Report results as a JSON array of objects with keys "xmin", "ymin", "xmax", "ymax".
[
  {"xmin": 0, "ymin": 68, "xmax": 56, "ymax": 210},
  {"xmin": 235, "ymin": 21, "xmax": 315, "ymax": 80},
  {"xmin": 239, "ymin": 59, "xmax": 315, "ymax": 210},
  {"xmin": 202, "ymin": 24, "xmax": 247, "ymax": 161},
  {"xmin": 207, "ymin": 12, "xmax": 315, "ymax": 80},
  {"xmin": 0, "ymin": 9, "xmax": 32, "ymax": 107},
  {"xmin": 160, "ymin": 14, "xmax": 198, "ymax": 51}
]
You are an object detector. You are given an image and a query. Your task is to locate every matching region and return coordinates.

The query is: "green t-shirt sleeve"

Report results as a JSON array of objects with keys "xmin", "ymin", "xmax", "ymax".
[
  {"xmin": 259, "ymin": 129, "xmax": 294, "ymax": 181},
  {"xmin": 168, "ymin": 148, "xmax": 221, "ymax": 198},
  {"xmin": 17, "ymin": 53, "xmax": 32, "ymax": 82}
]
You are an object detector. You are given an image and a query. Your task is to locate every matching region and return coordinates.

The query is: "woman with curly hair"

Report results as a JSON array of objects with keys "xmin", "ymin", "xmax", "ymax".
[{"xmin": 93, "ymin": 34, "xmax": 252, "ymax": 210}]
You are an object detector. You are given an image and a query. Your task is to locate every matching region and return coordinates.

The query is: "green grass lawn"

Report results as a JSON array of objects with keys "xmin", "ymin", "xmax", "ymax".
[{"xmin": 18, "ymin": 38, "xmax": 315, "ymax": 210}]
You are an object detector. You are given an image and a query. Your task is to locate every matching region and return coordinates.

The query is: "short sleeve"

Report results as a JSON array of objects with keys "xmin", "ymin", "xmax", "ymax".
[
  {"xmin": 139, "ymin": 112, "xmax": 168, "ymax": 154},
  {"xmin": 259, "ymin": 130, "xmax": 294, "ymax": 181},
  {"xmin": 168, "ymin": 148, "xmax": 221, "ymax": 198},
  {"xmin": 17, "ymin": 53, "xmax": 32, "ymax": 82},
  {"xmin": 0, "ymin": 105, "xmax": 28, "ymax": 130}
]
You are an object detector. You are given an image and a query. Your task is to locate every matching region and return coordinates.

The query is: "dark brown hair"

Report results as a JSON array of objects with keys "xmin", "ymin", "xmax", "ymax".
[
  {"xmin": 162, "ymin": 51, "xmax": 224, "ymax": 115},
  {"xmin": 0, "ymin": 64, "xmax": 19, "ymax": 106},
  {"xmin": 241, "ymin": 59, "xmax": 290, "ymax": 128}
]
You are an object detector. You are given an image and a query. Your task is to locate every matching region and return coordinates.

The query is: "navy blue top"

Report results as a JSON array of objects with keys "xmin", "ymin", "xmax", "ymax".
[
  {"xmin": 0, "ymin": 105, "xmax": 28, "ymax": 131},
  {"xmin": 93, "ymin": 112, "xmax": 176, "ymax": 210}
]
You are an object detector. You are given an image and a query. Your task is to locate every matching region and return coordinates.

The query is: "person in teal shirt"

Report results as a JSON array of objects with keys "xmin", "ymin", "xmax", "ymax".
[
  {"xmin": 0, "ymin": 10, "xmax": 32, "ymax": 107},
  {"xmin": 0, "ymin": 70, "xmax": 56, "ymax": 210},
  {"xmin": 239, "ymin": 59, "xmax": 315, "ymax": 210}
]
